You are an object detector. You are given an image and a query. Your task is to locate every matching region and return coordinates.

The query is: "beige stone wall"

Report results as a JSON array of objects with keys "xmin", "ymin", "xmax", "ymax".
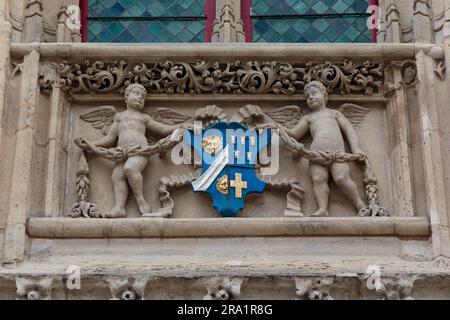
[{"xmin": 1, "ymin": 0, "xmax": 450, "ymax": 299}]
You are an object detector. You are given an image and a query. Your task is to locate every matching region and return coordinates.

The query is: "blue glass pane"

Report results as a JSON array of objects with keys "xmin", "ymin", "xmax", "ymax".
[
  {"xmin": 252, "ymin": 0, "xmax": 368, "ymax": 16},
  {"xmin": 253, "ymin": 17, "xmax": 371, "ymax": 43},
  {"xmin": 88, "ymin": 20, "xmax": 205, "ymax": 43},
  {"xmin": 252, "ymin": 0, "xmax": 370, "ymax": 43},
  {"xmin": 88, "ymin": 0, "xmax": 205, "ymax": 43},
  {"xmin": 89, "ymin": 0, "xmax": 204, "ymax": 17}
]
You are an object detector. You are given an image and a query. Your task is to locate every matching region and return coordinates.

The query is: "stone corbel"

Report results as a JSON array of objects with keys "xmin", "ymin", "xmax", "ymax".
[
  {"xmin": 384, "ymin": 61, "xmax": 417, "ymax": 96},
  {"xmin": 294, "ymin": 277, "xmax": 335, "ymax": 300},
  {"xmin": 15, "ymin": 277, "xmax": 53, "ymax": 300},
  {"xmin": 203, "ymin": 277, "xmax": 244, "ymax": 300},
  {"xmin": 39, "ymin": 62, "xmax": 64, "ymax": 91},
  {"xmin": 106, "ymin": 277, "xmax": 150, "ymax": 300},
  {"xmin": 360, "ymin": 275, "xmax": 417, "ymax": 300},
  {"xmin": 427, "ymin": 45, "xmax": 446, "ymax": 81}
]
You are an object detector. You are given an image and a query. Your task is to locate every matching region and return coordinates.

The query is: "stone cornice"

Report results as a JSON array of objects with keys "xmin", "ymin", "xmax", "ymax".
[
  {"xmin": 10, "ymin": 43, "xmax": 429, "ymax": 61},
  {"xmin": 27, "ymin": 217, "xmax": 430, "ymax": 239}
]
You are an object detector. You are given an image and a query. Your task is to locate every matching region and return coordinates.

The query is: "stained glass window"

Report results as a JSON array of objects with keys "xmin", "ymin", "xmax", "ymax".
[
  {"xmin": 87, "ymin": 0, "xmax": 206, "ymax": 43},
  {"xmin": 251, "ymin": 0, "xmax": 372, "ymax": 43}
]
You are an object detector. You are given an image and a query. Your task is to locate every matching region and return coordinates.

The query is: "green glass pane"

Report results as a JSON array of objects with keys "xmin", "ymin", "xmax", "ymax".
[
  {"xmin": 88, "ymin": 20, "xmax": 204, "ymax": 43},
  {"xmin": 89, "ymin": 0, "xmax": 204, "ymax": 17},
  {"xmin": 252, "ymin": 0, "xmax": 368, "ymax": 15},
  {"xmin": 253, "ymin": 17, "xmax": 371, "ymax": 43}
]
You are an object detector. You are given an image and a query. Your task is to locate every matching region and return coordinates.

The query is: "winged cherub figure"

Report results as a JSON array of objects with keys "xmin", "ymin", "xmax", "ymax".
[
  {"xmin": 76, "ymin": 83, "xmax": 190, "ymax": 218},
  {"xmin": 257, "ymin": 81, "xmax": 370, "ymax": 217}
]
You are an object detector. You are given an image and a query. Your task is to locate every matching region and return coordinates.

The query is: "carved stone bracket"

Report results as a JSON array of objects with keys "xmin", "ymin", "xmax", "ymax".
[
  {"xmin": 15, "ymin": 277, "xmax": 53, "ymax": 300},
  {"xmin": 39, "ymin": 62, "xmax": 64, "ymax": 91},
  {"xmin": 360, "ymin": 275, "xmax": 417, "ymax": 300},
  {"xmin": 384, "ymin": 61, "xmax": 417, "ymax": 96},
  {"xmin": 106, "ymin": 277, "xmax": 150, "ymax": 300},
  {"xmin": 203, "ymin": 277, "xmax": 244, "ymax": 300},
  {"xmin": 428, "ymin": 45, "xmax": 446, "ymax": 81},
  {"xmin": 38, "ymin": 59, "xmax": 383, "ymax": 96},
  {"xmin": 295, "ymin": 277, "xmax": 335, "ymax": 300}
]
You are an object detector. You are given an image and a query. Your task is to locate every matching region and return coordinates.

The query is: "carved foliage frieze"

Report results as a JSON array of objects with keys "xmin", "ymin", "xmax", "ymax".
[{"xmin": 39, "ymin": 59, "xmax": 383, "ymax": 96}]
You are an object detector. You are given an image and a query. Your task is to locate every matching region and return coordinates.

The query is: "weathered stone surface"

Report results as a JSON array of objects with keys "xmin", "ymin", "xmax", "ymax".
[{"xmin": 1, "ymin": 0, "xmax": 450, "ymax": 300}]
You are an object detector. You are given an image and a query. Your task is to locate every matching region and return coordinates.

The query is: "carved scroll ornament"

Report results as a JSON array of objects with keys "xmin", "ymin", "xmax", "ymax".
[{"xmin": 40, "ymin": 59, "xmax": 383, "ymax": 96}]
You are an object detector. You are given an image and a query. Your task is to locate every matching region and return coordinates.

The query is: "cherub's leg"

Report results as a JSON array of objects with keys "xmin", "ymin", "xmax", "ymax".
[
  {"xmin": 310, "ymin": 163, "xmax": 330, "ymax": 217},
  {"xmin": 124, "ymin": 155, "xmax": 151, "ymax": 215},
  {"xmin": 108, "ymin": 163, "xmax": 128, "ymax": 218},
  {"xmin": 330, "ymin": 162, "xmax": 366, "ymax": 213}
]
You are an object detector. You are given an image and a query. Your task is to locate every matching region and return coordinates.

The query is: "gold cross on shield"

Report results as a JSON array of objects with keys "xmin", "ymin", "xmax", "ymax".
[{"xmin": 230, "ymin": 173, "xmax": 248, "ymax": 199}]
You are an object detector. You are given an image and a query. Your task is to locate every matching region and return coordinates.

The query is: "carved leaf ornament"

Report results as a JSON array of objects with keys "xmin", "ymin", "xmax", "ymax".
[{"xmin": 42, "ymin": 60, "xmax": 383, "ymax": 96}]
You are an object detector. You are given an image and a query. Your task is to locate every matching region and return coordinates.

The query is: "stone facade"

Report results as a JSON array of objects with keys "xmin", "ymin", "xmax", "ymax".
[{"xmin": 1, "ymin": 0, "xmax": 450, "ymax": 300}]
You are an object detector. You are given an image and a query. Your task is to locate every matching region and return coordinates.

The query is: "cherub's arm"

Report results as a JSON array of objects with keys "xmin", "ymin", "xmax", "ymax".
[
  {"xmin": 90, "ymin": 114, "xmax": 119, "ymax": 147},
  {"xmin": 336, "ymin": 112, "xmax": 363, "ymax": 154},
  {"xmin": 285, "ymin": 117, "xmax": 310, "ymax": 141},
  {"xmin": 146, "ymin": 116, "xmax": 179, "ymax": 139}
]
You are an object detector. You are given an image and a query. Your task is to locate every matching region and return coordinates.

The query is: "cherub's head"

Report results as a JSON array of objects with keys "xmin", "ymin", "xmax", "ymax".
[
  {"xmin": 304, "ymin": 81, "xmax": 328, "ymax": 110},
  {"xmin": 125, "ymin": 83, "xmax": 147, "ymax": 110}
]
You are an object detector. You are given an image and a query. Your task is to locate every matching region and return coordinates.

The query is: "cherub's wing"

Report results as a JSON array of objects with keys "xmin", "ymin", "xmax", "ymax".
[
  {"xmin": 338, "ymin": 103, "xmax": 369, "ymax": 128},
  {"xmin": 80, "ymin": 106, "xmax": 117, "ymax": 135},
  {"xmin": 146, "ymin": 107, "xmax": 191, "ymax": 145},
  {"xmin": 266, "ymin": 105, "xmax": 304, "ymax": 129},
  {"xmin": 151, "ymin": 107, "xmax": 191, "ymax": 125},
  {"xmin": 232, "ymin": 104, "xmax": 311, "ymax": 145},
  {"xmin": 195, "ymin": 105, "xmax": 227, "ymax": 127}
]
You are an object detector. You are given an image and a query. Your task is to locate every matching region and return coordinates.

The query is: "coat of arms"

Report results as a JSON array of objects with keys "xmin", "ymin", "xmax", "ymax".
[{"xmin": 185, "ymin": 122, "xmax": 269, "ymax": 217}]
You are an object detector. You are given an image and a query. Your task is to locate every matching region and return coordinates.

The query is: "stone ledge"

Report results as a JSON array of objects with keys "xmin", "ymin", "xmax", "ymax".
[
  {"xmin": 10, "ymin": 43, "xmax": 432, "ymax": 60},
  {"xmin": 26, "ymin": 217, "xmax": 430, "ymax": 239}
]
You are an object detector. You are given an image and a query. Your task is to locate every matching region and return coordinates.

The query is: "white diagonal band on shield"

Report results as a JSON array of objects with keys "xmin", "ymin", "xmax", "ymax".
[{"xmin": 192, "ymin": 145, "xmax": 229, "ymax": 192}]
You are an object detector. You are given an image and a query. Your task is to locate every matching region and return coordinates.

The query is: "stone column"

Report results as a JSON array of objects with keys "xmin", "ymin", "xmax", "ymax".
[
  {"xmin": 0, "ymin": 0, "xmax": 12, "ymax": 263},
  {"xmin": 415, "ymin": 47, "xmax": 450, "ymax": 258},
  {"xmin": 385, "ymin": 1, "xmax": 402, "ymax": 42},
  {"xmin": 385, "ymin": 64, "xmax": 415, "ymax": 217},
  {"xmin": 57, "ymin": 6, "xmax": 71, "ymax": 43},
  {"xmin": 22, "ymin": 0, "xmax": 43, "ymax": 43},
  {"xmin": 211, "ymin": 0, "xmax": 245, "ymax": 43},
  {"xmin": 413, "ymin": 0, "xmax": 433, "ymax": 43},
  {"xmin": 9, "ymin": 0, "xmax": 27, "ymax": 43},
  {"xmin": 3, "ymin": 49, "xmax": 40, "ymax": 263},
  {"xmin": 43, "ymin": 72, "xmax": 68, "ymax": 217}
]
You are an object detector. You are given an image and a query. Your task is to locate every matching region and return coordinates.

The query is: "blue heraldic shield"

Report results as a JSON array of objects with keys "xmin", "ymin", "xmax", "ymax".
[{"xmin": 185, "ymin": 122, "xmax": 269, "ymax": 217}]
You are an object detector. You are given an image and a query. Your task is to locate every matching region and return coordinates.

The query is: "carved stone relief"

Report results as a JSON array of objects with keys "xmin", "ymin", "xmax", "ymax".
[
  {"xmin": 67, "ymin": 76, "xmax": 393, "ymax": 219},
  {"xmin": 234, "ymin": 83, "xmax": 390, "ymax": 217},
  {"xmin": 384, "ymin": 61, "xmax": 418, "ymax": 96},
  {"xmin": 428, "ymin": 45, "xmax": 446, "ymax": 80},
  {"xmin": 106, "ymin": 277, "xmax": 149, "ymax": 300},
  {"xmin": 360, "ymin": 275, "xmax": 417, "ymax": 300},
  {"xmin": 15, "ymin": 277, "xmax": 53, "ymax": 300},
  {"xmin": 295, "ymin": 277, "xmax": 335, "ymax": 300},
  {"xmin": 203, "ymin": 277, "xmax": 243, "ymax": 300},
  {"xmin": 39, "ymin": 59, "xmax": 383, "ymax": 96}
]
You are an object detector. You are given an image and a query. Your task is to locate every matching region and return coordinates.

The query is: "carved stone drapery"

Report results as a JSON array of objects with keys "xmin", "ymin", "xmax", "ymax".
[{"xmin": 39, "ymin": 59, "xmax": 383, "ymax": 96}]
